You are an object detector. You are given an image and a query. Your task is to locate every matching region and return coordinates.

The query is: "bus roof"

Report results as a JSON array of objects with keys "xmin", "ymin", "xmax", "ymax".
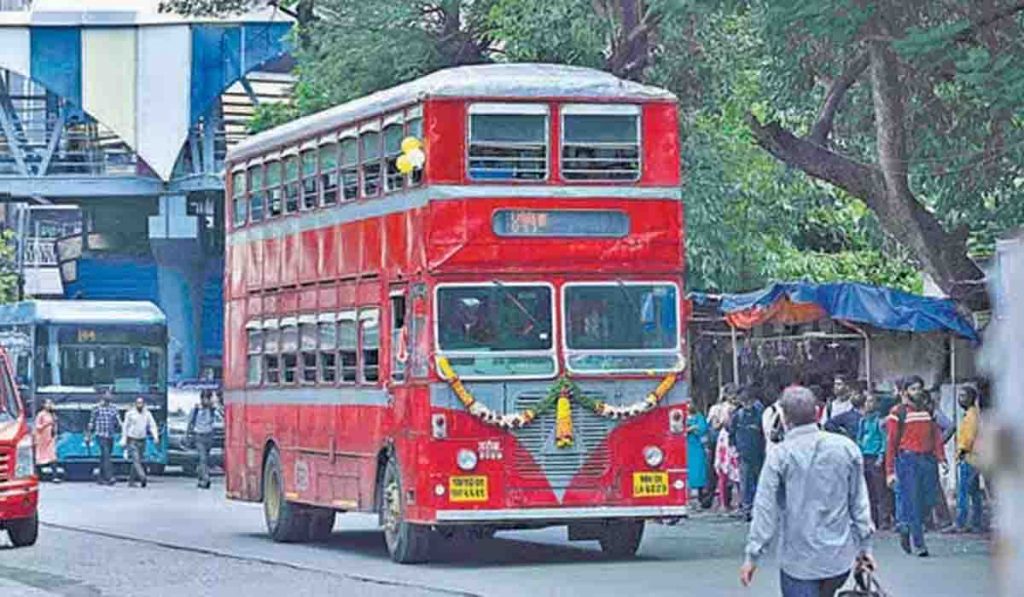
[
  {"xmin": 0, "ymin": 300, "xmax": 166, "ymax": 326},
  {"xmin": 229, "ymin": 63, "xmax": 677, "ymax": 164}
]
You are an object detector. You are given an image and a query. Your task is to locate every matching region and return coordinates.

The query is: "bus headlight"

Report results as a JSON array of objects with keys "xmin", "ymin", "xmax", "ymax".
[
  {"xmin": 643, "ymin": 445, "xmax": 664, "ymax": 468},
  {"xmin": 14, "ymin": 435, "xmax": 34, "ymax": 479},
  {"xmin": 669, "ymin": 409, "xmax": 685, "ymax": 434},
  {"xmin": 456, "ymin": 448, "xmax": 478, "ymax": 471}
]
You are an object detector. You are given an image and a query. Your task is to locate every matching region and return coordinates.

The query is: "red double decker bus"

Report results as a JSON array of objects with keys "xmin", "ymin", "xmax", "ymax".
[{"xmin": 223, "ymin": 63, "xmax": 688, "ymax": 563}]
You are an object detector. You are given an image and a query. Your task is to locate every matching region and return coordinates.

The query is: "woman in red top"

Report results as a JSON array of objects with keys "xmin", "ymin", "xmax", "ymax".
[{"xmin": 33, "ymin": 399, "xmax": 60, "ymax": 482}]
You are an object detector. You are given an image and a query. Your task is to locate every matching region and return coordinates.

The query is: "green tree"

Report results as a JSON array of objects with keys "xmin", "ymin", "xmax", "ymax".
[
  {"xmin": 742, "ymin": 1, "xmax": 1024, "ymax": 306},
  {"xmin": 0, "ymin": 230, "xmax": 22, "ymax": 303}
]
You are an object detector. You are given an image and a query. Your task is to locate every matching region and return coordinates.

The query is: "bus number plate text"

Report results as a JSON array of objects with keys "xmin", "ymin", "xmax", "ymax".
[
  {"xmin": 449, "ymin": 476, "xmax": 488, "ymax": 502},
  {"xmin": 632, "ymin": 472, "xmax": 669, "ymax": 497}
]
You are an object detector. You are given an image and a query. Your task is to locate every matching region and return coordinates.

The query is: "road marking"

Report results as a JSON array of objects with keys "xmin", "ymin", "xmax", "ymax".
[{"xmin": 39, "ymin": 522, "xmax": 481, "ymax": 597}]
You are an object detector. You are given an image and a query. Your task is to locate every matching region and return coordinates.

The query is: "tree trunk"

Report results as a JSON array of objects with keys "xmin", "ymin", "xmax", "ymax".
[{"xmin": 746, "ymin": 39, "xmax": 987, "ymax": 308}]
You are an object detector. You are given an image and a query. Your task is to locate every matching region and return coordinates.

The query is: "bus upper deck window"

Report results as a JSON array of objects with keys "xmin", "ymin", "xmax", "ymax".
[
  {"xmin": 266, "ymin": 160, "xmax": 283, "ymax": 217},
  {"xmin": 284, "ymin": 154, "xmax": 300, "ymax": 213},
  {"xmin": 340, "ymin": 133, "xmax": 359, "ymax": 202},
  {"xmin": 407, "ymin": 109, "xmax": 423, "ymax": 186},
  {"xmin": 383, "ymin": 118, "xmax": 405, "ymax": 193},
  {"xmin": 301, "ymin": 149, "xmax": 318, "ymax": 209},
  {"xmin": 231, "ymin": 170, "xmax": 248, "ymax": 228},
  {"xmin": 320, "ymin": 142, "xmax": 339, "ymax": 206},
  {"xmin": 248, "ymin": 165, "xmax": 264, "ymax": 223},
  {"xmin": 468, "ymin": 103, "xmax": 548, "ymax": 181},
  {"xmin": 360, "ymin": 126, "xmax": 382, "ymax": 198},
  {"xmin": 561, "ymin": 105, "xmax": 640, "ymax": 181}
]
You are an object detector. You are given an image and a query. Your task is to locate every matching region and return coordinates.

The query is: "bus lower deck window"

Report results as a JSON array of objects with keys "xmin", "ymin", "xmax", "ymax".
[
  {"xmin": 338, "ymin": 318, "xmax": 357, "ymax": 383},
  {"xmin": 318, "ymin": 320, "xmax": 337, "ymax": 383},
  {"xmin": 360, "ymin": 310, "xmax": 380, "ymax": 383},
  {"xmin": 281, "ymin": 324, "xmax": 298, "ymax": 383}
]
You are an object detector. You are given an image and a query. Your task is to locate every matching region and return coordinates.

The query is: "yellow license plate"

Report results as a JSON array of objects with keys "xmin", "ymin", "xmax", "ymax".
[
  {"xmin": 449, "ymin": 475, "xmax": 489, "ymax": 502},
  {"xmin": 632, "ymin": 472, "xmax": 669, "ymax": 497}
]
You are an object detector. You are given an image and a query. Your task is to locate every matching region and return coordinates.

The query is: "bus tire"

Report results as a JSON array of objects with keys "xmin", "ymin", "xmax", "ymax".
[
  {"xmin": 598, "ymin": 520, "xmax": 644, "ymax": 558},
  {"xmin": 262, "ymin": 447, "xmax": 308, "ymax": 543},
  {"xmin": 7, "ymin": 513, "xmax": 39, "ymax": 547},
  {"xmin": 306, "ymin": 508, "xmax": 336, "ymax": 542},
  {"xmin": 381, "ymin": 457, "xmax": 430, "ymax": 564}
]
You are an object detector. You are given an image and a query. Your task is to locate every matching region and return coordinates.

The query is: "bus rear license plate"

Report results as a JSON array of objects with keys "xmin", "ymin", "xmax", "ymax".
[
  {"xmin": 449, "ymin": 476, "xmax": 488, "ymax": 502},
  {"xmin": 632, "ymin": 472, "xmax": 669, "ymax": 497}
]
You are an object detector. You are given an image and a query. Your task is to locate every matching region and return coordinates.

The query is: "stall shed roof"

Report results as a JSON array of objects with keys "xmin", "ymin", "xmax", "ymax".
[
  {"xmin": 229, "ymin": 63, "xmax": 678, "ymax": 163},
  {"xmin": 0, "ymin": 300, "xmax": 166, "ymax": 326}
]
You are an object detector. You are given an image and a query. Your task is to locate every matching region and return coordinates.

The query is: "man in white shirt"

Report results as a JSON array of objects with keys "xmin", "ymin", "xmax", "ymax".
[{"xmin": 122, "ymin": 397, "xmax": 160, "ymax": 488}]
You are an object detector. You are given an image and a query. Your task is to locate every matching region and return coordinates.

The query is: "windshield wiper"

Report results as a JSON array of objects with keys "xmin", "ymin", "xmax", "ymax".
[
  {"xmin": 491, "ymin": 280, "xmax": 543, "ymax": 330},
  {"xmin": 615, "ymin": 279, "xmax": 642, "ymax": 315}
]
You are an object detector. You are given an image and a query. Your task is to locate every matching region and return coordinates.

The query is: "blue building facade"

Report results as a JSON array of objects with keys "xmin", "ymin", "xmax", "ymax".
[{"xmin": 0, "ymin": 1, "xmax": 293, "ymax": 382}]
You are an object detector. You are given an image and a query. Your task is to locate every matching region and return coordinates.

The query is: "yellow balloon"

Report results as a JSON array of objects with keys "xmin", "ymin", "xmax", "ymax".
[
  {"xmin": 401, "ymin": 136, "xmax": 422, "ymax": 154},
  {"xmin": 396, "ymin": 154, "xmax": 414, "ymax": 174},
  {"xmin": 407, "ymin": 148, "xmax": 426, "ymax": 169}
]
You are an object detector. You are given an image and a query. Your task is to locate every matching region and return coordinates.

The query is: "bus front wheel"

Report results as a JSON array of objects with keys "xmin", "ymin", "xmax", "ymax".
[
  {"xmin": 380, "ymin": 457, "xmax": 430, "ymax": 564},
  {"xmin": 6, "ymin": 513, "xmax": 39, "ymax": 547},
  {"xmin": 598, "ymin": 520, "xmax": 644, "ymax": 558},
  {"xmin": 262, "ymin": 447, "xmax": 308, "ymax": 543}
]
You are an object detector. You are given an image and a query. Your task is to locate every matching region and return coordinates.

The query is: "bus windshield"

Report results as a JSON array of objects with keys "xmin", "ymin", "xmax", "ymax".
[
  {"xmin": 35, "ymin": 325, "xmax": 166, "ymax": 394},
  {"xmin": 564, "ymin": 283, "xmax": 681, "ymax": 373},
  {"xmin": 436, "ymin": 284, "xmax": 555, "ymax": 378},
  {"xmin": 0, "ymin": 363, "xmax": 20, "ymax": 423}
]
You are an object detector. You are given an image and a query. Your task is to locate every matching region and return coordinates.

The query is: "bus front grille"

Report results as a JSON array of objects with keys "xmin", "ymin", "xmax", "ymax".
[
  {"xmin": 0, "ymin": 447, "xmax": 10, "ymax": 482},
  {"xmin": 510, "ymin": 392, "xmax": 616, "ymax": 489}
]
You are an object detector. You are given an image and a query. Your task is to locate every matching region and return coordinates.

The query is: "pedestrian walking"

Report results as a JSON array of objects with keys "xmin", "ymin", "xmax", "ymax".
[
  {"xmin": 187, "ymin": 390, "xmax": 220, "ymax": 489},
  {"xmin": 86, "ymin": 390, "xmax": 121, "ymax": 485},
  {"xmin": 823, "ymin": 375, "xmax": 855, "ymax": 423},
  {"xmin": 730, "ymin": 386, "xmax": 766, "ymax": 521},
  {"xmin": 33, "ymin": 399, "xmax": 61, "ymax": 482},
  {"xmin": 858, "ymin": 393, "xmax": 892, "ymax": 530},
  {"xmin": 885, "ymin": 379, "xmax": 947, "ymax": 557},
  {"xmin": 121, "ymin": 397, "xmax": 160, "ymax": 488},
  {"xmin": 954, "ymin": 386, "xmax": 986, "ymax": 533},
  {"xmin": 740, "ymin": 386, "xmax": 875, "ymax": 596},
  {"xmin": 825, "ymin": 390, "xmax": 865, "ymax": 441}
]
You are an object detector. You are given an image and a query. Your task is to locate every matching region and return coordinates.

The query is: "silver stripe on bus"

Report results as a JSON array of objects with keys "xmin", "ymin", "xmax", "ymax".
[
  {"xmin": 224, "ymin": 387, "xmax": 389, "ymax": 407},
  {"xmin": 435, "ymin": 505, "xmax": 688, "ymax": 522},
  {"xmin": 226, "ymin": 184, "xmax": 682, "ymax": 247}
]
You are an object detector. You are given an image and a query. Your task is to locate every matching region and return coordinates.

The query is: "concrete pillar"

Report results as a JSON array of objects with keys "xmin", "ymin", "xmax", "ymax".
[{"xmin": 149, "ymin": 194, "xmax": 203, "ymax": 383}]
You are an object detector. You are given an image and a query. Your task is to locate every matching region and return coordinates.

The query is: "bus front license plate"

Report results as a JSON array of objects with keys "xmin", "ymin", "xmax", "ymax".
[
  {"xmin": 449, "ymin": 476, "xmax": 488, "ymax": 502},
  {"xmin": 632, "ymin": 472, "xmax": 669, "ymax": 497}
]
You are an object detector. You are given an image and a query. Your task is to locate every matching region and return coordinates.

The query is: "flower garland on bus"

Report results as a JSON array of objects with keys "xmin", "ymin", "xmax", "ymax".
[{"xmin": 435, "ymin": 356, "xmax": 681, "ymax": 443}]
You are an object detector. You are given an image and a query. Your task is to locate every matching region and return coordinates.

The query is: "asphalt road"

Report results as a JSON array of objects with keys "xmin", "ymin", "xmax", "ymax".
[{"xmin": 1, "ymin": 475, "xmax": 994, "ymax": 596}]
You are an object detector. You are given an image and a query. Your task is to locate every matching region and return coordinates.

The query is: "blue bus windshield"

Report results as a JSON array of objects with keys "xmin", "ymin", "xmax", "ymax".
[{"xmin": 35, "ymin": 325, "xmax": 166, "ymax": 393}]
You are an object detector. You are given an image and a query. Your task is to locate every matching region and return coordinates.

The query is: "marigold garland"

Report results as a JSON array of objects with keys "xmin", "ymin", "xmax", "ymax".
[{"xmin": 435, "ymin": 356, "xmax": 682, "ymax": 434}]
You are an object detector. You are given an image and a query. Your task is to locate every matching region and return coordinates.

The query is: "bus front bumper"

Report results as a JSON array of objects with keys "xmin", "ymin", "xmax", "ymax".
[
  {"xmin": 434, "ymin": 505, "xmax": 688, "ymax": 523},
  {"xmin": 0, "ymin": 480, "xmax": 38, "ymax": 521}
]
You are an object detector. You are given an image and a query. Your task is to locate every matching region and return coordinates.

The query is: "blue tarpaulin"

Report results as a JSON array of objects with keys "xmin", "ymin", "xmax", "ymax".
[{"xmin": 690, "ymin": 282, "xmax": 979, "ymax": 342}]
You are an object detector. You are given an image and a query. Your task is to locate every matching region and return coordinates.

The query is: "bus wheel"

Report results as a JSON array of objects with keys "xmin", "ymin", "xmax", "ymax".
[
  {"xmin": 7, "ymin": 513, "xmax": 39, "ymax": 547},
  {"xmin": 381, "ymin": 457, "xmax": 430, "ymax": 564},
  {"xmin": 307, "ymin": 508, "xmax": 336, "ymax": 542},
  {"xmin": 262, "ymin": 447, "xmax": 308, "ymax": 543},
  {"xmin": 598, "ymin": 520, "xmax": 644, "ymax": 558}
]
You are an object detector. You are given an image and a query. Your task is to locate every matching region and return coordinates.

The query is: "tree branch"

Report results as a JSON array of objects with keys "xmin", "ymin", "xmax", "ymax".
[
  {"xmin": 746, "ymin": 114, "xmax": 882, "ymax": 202},
  {"xmin": 807, "ymin": 52, "xmax": 869, "ymax": 146},
  {"xmin": 954, "ymin": 1, "xmax": 1024, "ymax": 43}
]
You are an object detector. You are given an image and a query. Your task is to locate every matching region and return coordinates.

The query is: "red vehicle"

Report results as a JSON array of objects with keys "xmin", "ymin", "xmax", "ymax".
[
  {"xmin": 0, "ymin": 347, "xmax": 38, "ymax": 548},
  {"xmin": 223, "ymin": 63, "xmax": 688, "ymax": 563}
]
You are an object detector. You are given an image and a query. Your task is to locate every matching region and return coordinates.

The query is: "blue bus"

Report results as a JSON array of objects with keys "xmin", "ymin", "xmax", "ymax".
[{"xmin": 0, "ymin": 301, "xmax": 168, "ymax": 479}]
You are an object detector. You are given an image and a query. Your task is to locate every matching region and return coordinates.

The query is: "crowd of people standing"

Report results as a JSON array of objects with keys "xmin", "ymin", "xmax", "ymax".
[{"xmin": 687, "ymin": 371, "xmax": 990, "ymax": 593}]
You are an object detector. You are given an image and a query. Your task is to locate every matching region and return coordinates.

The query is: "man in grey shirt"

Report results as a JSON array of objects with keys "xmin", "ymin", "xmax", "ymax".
[
  {"xmin": 187, "ymin": 390, "xmax": 220, "ymax": 489},
  {"xmin": 740, "ymin": 386, "xmax": 875, "ymax": 596}
]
